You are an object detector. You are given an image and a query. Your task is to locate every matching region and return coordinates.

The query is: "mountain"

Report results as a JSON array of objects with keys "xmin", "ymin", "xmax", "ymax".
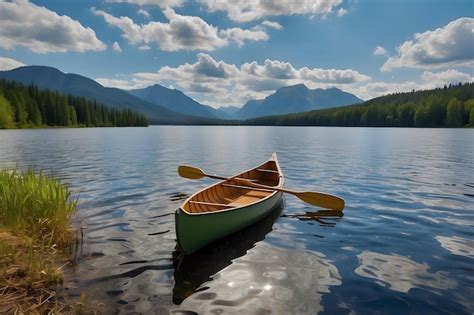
[
  {"xmin": 244, "ymin": 83, "xmax": 474, "ymax": 127},
  {"xmin": 233, "ymin": 84, "xmax": 363, "ymax": 119},
  {"xmin": 216, "ymin": 105, "xmax": 240, "ymax": 116},
  {"xmin": 128, "ymin": 84, "xmax": 221, "ymax": 118},
  {"xmin": 0, "ymin": 66, "xmax": 195, "ymax": 124}
]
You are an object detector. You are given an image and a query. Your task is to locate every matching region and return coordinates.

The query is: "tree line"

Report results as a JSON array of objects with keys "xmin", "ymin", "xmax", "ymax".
[
  {"xmin": 0, "ymin": 80, "xmax": 148, "ymax": 128},
  {"xmin": 245, "ymin": 83, "xmax": 474, "ymax": 127}
]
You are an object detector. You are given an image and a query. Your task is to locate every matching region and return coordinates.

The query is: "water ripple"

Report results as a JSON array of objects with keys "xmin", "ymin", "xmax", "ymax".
[{"xmin": 0, "ymin": 127, "xmax": 472, "ymax": 314}]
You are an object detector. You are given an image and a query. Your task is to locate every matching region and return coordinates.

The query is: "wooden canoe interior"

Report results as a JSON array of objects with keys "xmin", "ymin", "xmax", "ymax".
[{"xmin": 182, "ymin": 160, "xmax": 281, "ymax": 214}]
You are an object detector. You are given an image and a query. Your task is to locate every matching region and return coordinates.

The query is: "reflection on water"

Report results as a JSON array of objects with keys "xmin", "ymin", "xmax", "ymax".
[
  {"xmin": 0, "ymin": 127, "xmax": 473, "ymax": 314},
  {"xmin": 435, "ymin": 236, "xmax": 474, "ymax": 259},
  {"xmin": 174, "ymin": 242, "xmax": 341, "ymax": 314},
  {"xmin": 281, "ymin": 210, "xmax": 343, "ymax": 227},
  {"xmin": 355, "ymin": 251, "xmax": 457, "ymax": 293},
  {"xmin": 172, "ymin": 202, "xmax": 284, "ymax": 304}
]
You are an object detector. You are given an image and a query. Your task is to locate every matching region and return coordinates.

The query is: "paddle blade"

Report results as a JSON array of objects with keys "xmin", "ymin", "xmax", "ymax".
[
  {"xmin": 296, "ymin": 192, "xmax": 345, "ymax": 211},
  {"xmin": 178, "ymin": 165, "xmax": 206, "ymax": 180}
]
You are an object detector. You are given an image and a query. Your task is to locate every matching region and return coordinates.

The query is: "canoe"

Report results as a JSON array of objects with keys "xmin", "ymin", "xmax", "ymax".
[{"xmin": 175, "ymin": 153, "xmax": 284, "ymax": 254}]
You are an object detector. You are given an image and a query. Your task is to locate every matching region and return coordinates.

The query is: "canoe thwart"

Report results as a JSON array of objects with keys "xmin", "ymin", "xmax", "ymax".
[
  {"xmin": 256, "ymin": 168, "xmax": 280, "ymax": 174},
  {"xmin": 222, "ymin": 183, "xmax": 275, "ymax": 192},
  {"xmin": 189, "ymin": 200, "xmax": 232, "ymax": 208},
  {"xmin": 233, "ymin": 177, "xmax": 259, "ymax": 182}
]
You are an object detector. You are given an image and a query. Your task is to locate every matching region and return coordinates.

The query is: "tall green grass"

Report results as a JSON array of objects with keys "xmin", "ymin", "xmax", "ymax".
[
  {"xmin": 0, "ymin": 168, "xmax": 80, "ymax": 312},
  {"xmin": 0, "ymin": 169, "xmax": 77, "ymax": 247}
]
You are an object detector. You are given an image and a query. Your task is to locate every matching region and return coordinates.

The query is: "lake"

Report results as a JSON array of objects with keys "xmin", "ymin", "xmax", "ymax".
[{"xmin": 0, "ymin": 126, "xmax": 472, "ymax": 314}]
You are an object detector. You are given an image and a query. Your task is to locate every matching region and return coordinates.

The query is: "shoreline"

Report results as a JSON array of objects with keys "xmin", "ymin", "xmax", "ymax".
[{"xmin": 0, "ymin": 169, "xmax": 91, "ymax": 313}]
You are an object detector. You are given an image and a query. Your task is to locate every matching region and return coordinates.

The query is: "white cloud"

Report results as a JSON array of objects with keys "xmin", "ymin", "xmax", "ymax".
[
  {"xmin": 136, "ymin": 53, "xmax": 239, "ymax": 82},
  {"xmin": 137, "ymin": 9, "xmax": 150, "ymax": 18},
  {"xmin": 241, "ymin": 59, "xmax": 370, "ymax": 83},
  {"xmin": 138, "ymin": 44, "xmax": 151, "ymax": 50},
  {"xmin": 0, "ymin": 0, "xmax": 106, "ymax": 53},
  {"xmin": 106, "ymin": 0, "xmax": 185, "ymax": 8},
  {"xmin": 261, "ymin": 20, "xmax": 283, "ymax": 30},
  {"xmin": 112, "ymin": 41, "xmax": 122, "ymax": 52},
  {"xmin": 0, "ymin": 57, "xmax": 26, "ymax": 71},
  {"xmin": 349, "ymin": 69, "xmax": 473, "ymax": 100},
  {"xmin": 382, "ymin": 17, "xmax": 474, "ymax": 71},
  {"xmin": 92, "ymin": 7, "xmax": 271, "ymax": 51},
  {"xmin": 95, "ymin": 77, "xmax": 142, "ymax": 90},
  {"xmin": 349, "ymin": 81, "xmax": 423, "ymax": 100},
  {"xmin": 373, "ymin": 46, "xmax": 389, "ymax": 56},
  {"xmin": 199, "ymin": 0, "xmax": 343, "ymax": 22},
  {"xmin": 420, "ymin": 69, "xmax": 473, "ymax": 87},
  {"xmin": 337, "ymin": 8, "xmax": 347, "ymax": 17},
  {"xmin": 219, "ymin": 27, "xmax": 268, "ymax": 47}
]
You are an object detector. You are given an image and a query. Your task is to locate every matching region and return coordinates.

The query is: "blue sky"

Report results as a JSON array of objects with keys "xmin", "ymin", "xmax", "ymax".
[{"xmin": 0, "ymin": 0, "xmax": 473, "ymax": 108}]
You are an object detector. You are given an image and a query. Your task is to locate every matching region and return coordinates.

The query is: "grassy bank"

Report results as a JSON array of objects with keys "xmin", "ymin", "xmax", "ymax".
[{"xmin": 0, "ymin": 169, "xmax": 84, "ymax": 313}]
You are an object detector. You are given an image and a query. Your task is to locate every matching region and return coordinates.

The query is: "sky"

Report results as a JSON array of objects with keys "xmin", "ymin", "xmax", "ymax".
[{"xmin": 0, "ymin": 0, "xmax": 473, "ymax": 108}]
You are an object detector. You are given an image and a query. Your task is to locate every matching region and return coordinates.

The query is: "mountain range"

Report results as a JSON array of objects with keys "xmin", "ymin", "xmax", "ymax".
[
  {"xmin": 127, "ymin": 84, "xmax": 230, "ymax": 119},
  {"xmin": 0, "ymin": 66, "xmax": 364, "ymax": 123},
  {"xmin": 233, "ymin": 84, "xmax": 363, "ymax": 119}
]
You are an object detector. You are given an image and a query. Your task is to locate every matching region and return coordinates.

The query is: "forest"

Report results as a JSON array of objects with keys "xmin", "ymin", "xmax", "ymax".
[
  {"xmin": 245, "ymin": 83, "xmax": 474, "ymax": 127},
  {"xmin": 0, "ymin": 80, "xmax": 148, "ymax": 128}
]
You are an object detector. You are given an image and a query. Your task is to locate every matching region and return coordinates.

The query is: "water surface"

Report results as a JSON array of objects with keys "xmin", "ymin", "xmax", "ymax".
[{"xmin": 0, "ymin": 126, "xmax": 472, "ymax": 314}]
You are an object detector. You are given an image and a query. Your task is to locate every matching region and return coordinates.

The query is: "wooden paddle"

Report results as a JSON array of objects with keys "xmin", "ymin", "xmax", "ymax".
[{"xmin": 178, "ymin": 165, "xmax": 345, "ymax": 211}]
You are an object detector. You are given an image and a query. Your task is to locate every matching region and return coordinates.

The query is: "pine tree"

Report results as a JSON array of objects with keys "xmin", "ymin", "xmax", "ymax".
[
  {"xmin": 470, "ymin": 107, "xmax": 474, "ymax": 127},
  {"xmin": 69, "ymin": 106, "xmax": 78, "ymax": 126},
  {"xmin": 31, "ymin": 101, "xmax": 43, "ymax": 126},
  {"xmin": 446, "ymin": 98, "xmax": 463, "ymax": 127},
  {"xmin": 0, "ymin": 94, "xmax": 15, "ymax": 129}
]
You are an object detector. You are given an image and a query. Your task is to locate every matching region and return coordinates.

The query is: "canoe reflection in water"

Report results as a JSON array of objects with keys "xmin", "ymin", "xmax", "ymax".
[
  {"xmin": 172, "ymin": 202, "xmax": 344, "ymax": 314},
  {"xmin": 172, "ymin": 201, "xmax": 284, "ymax": 304}
]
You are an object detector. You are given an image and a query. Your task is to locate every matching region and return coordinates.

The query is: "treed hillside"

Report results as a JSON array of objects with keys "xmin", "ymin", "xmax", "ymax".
[
  {"xmin": 0, "ymin": 80, "xmax": 148, "ymax": 128},
  {"xmin": 245, "ymin": 83, "xmax": 474, "ymax": 127},
  {"xmin": 0, "ymin": 66, "xmax": 233, "ymax": 124}
]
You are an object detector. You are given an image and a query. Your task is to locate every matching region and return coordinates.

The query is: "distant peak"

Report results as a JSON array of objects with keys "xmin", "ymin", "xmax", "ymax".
[
  {"xmin": 275, "ymin": 84, "xmax": 308, "ymax": 93},
  {"xmin": 287, "ymin": 83, "xmax": 308, "ymax": 89},
  {"xmin": 10, "ymin": 65, "xmax": 64, "ymax": 74},
  {"xmin": 151, "ymin": 83, "xmax": 178, "ymax": 92}
]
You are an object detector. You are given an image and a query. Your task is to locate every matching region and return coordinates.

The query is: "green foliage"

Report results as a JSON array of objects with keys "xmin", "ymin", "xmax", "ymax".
[
  {"xmin": 0, "ymin": 94, "xmax": 15, "ymax": 129},
  {"xmin": 446, "ymin": 98, "xmax": 463, "ymax": 127},
  {"xmin": 425, "ymin": 95, "xmax": 447, "ymax": 126},
  {"xmin": 0, "ymin": 79, "xmax": 149, "ymax": 128},
  {"xmin": 245, "ymin": 83, "xmax": 474, "ymax": 127},
  {"xmin": 0, "ymin": 169, "xmax": 76, "ymax": 246},
  {"xmin": 398, "ymin": 102, "xmax": 416, "ymax": 127},
  {"xmin": 414, "ymin": 106, "xmax": 429, "ymax": 127},
  {"xmin": 464, "ymin": 99, "xmax": 474, "ymax": 125}
]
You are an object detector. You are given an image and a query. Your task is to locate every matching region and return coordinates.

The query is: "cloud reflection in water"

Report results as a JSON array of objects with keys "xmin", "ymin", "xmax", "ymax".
[
  {"xmin": 435, "ymin": 236, "xmax": 474, "ymax": 258},
  {"xmin": 355, "ymin": 251, "xmax": 457, "ymax": 294}
]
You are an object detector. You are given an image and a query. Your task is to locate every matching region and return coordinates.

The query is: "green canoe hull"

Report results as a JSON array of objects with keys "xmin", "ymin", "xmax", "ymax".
[{"xmin": 175, "ymin": 191, "xmax": 283, "ymax": 254}]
